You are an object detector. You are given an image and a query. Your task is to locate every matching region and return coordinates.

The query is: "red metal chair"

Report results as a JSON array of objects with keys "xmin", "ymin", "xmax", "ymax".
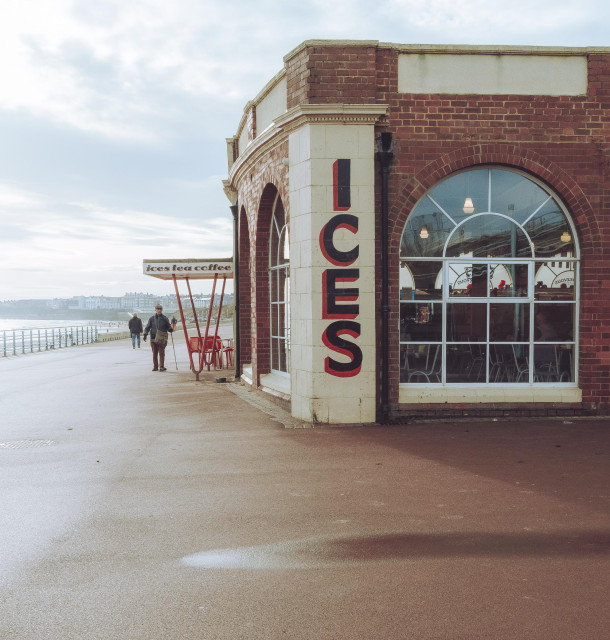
[
  {"xmin": 189, "ymin": 336, "xmax": 223, "ymax": 370},
  {"xmin": 222, "ymin": 339, "xmax": 234, "ymax": 367}
]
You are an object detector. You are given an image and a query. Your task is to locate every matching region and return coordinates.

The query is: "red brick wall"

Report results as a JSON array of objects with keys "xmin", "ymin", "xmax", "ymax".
[
  {"xmin": 286, "ymin": 43, "xmax": 378, "ymax": 107},
  {"xmin": 283, "ymin": 43, "xmax": 610, "ymax": 413},
  {"xmin": 286, "ymin": 47, "xmax": 310, "ymax": 109}
]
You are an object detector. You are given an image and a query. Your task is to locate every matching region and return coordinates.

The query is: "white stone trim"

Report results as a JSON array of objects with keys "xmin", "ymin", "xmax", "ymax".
[
  {"xmin": 260, "ymin": 371, "xmax": 291, "ymax": 401},
  {"xmin": 274, "ymin": 104, "xmax": 389, "ymax": 130},
  {"xmin": 399, "ymin": 386, "xmax": 582, "ymax": 404},
  {"xmin": 385, "ymin": 42, "xmax": 610, "ymax": 55},
  {"xmin": 241, "ymin": 365, "xmax": 253, "ymax": 387},
  {"xmin": 284, "ymin": 39, "xmax": 610, "ymax": 56}
]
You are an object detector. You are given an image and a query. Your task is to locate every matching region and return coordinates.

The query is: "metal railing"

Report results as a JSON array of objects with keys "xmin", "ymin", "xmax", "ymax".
[{"xmin": 1, "ymin": 326, "xmax": 99, "ymax": 357}]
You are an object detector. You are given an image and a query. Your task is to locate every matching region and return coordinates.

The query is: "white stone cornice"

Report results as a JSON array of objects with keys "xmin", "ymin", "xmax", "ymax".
[
  {"xmin": 274, "ymin": 104, "xmax": 389, "ymax": 130},
  {"xmin": 227, "ymin": 104, "xmax": 389, "ymax": 187},
  {"xmin": 222, "ymin": 180, "xmax": 238, "ymax": 205},
  {"xmin": 381, "ymin": 42, "xmax": 610, "ymax": 56}
]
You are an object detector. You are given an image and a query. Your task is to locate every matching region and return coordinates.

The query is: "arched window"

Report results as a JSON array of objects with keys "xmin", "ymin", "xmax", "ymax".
[
  {"xmin": 269, "ymin": 194, "xmax": 290, "ymax": 373},
  {"xmin": 399, "ymin": 167, "xmax": 578, "ymax": 385}
]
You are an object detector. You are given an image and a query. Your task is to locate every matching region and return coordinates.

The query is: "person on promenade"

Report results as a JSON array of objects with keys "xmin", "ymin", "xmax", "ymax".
[
  {"xmin": 143, "ymin": 305, "xmax": 175, "ymax": 372},
  {"xmin": 128, "ymin": 313, "xmax": 143, "ymax": 349}
]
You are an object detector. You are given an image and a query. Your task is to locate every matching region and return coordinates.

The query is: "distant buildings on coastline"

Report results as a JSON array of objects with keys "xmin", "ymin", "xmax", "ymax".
[{"xmin": 0, "ymin": 292, "xmax": 234, "ymax": 317}]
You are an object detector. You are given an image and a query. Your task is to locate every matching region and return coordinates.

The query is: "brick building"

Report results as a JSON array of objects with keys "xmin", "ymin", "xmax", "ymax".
[{"xmin": 223, "ymin": 40, "xmax": 610, "ymax": 424}]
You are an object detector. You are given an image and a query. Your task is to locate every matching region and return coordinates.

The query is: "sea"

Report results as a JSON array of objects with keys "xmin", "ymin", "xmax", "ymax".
[{"xmin": 0, "ymin": 318, "xmax": 128, "ymax": 334}]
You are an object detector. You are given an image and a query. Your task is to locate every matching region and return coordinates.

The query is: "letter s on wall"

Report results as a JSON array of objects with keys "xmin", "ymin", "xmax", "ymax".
[{"xmin": 322, "ymin": 320, "xmax": 362, "ymax": 377}]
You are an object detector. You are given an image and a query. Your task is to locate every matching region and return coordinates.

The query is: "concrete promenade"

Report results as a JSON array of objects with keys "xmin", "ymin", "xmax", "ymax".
[{"xmin": 1, "ymin": 336, "xmax": 609, "ymax": 639}]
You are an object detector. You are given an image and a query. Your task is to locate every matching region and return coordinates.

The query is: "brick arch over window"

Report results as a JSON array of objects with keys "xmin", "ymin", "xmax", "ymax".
[
  {"xmin": 389, "ymin": 144, "xmax": 597, "ymax": 253},
  {"xmin": 257, "ymin": 166, "xmax": 289, "ymax": 217},
  {"xmin": 386, "ymin": 144, "xmax": 596, "ymax": 406},
  {"xmin": 238, "ymin": 205, "xmax": 252, "ymax": 369},
  {"xmin": 252, "ymin": 183, "xmax": 282, "ymax": 381}
]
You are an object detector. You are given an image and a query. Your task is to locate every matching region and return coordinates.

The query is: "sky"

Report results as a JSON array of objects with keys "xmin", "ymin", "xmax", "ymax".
[{"xmin": 0, "ymin": 0, "xmax": 608, "ymax": 300}]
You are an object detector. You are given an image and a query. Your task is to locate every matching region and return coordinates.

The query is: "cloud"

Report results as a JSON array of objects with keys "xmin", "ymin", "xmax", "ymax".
[
  {"xmin": 1, "ymin": 0, "xmax": 607, "ymax": 144},
  {"xmin": 0, "ymin": 0, "xmax": 287, "ymax": 142},
  {"xmin": 0, "ymin": 182, "xmax": 233, "ymax": 298},
  {"xmin": 0, "ymin": 183, "xmax": 44, "ymax": 208},
  {"xmin": 379, "ymin": 0, "xmax": 600, "ymax": 41}
]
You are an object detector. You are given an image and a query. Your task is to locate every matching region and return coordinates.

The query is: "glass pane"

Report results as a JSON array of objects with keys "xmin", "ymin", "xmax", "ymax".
[
  {"xmin": 428, "ymin": 169, "xmax": 489, "ymax": 219},
  {"xmin": 400, "ymin": 302, "xmax": 442, "ymax": 341},
  {"xmin": 534, "ymin": 304, "xmax": 574, "ymax": 342},
  {"xmin": 277, "ymin": 269, "xmax": 287, "ymax": 304},
  {"xmin": 277, "ymin": 302, "xmax": 287, "ymax": 337},
  {"xmin": 534, "ymin": 261, "xmax": 576, "ymax": 300},
  {"xmin": 400, "ymin": 261, "xmax": 442, "ymax": 299},
  {"xmin": 490, "ymin": 264, "xmax": 528, "ymax": 297},
  {"xmin": 270, "ymin": 198, "xmax": 285, "ymax": 268},
  {"xmin": 446, "ymin": 215, "xmax": 532, "ymax": 258},
  {"xmin": 284, "ymin": 274, "xmax": 290, "ymax": 333},
  {"xmin": 490, "ymin": 169, "xmax": 550, "ymax": 224},
  {"xmin": 271, "ymin": 304, "xmax": 279, "ymax": 337},
  {"xmin": 489, "ymin": 344, "xmax": 518, "ymax": 382},
  {"xmin": 525, "ymin": 199, "xmax": 575, "ymax": 259},
  {"xmin": 447, "ymin": 264, "xmax": 488, "ymax": 297},
  {"xmin": 271, "ymin": 337, "xmax": 279, "ymax": 370},
  {"xmin": 270, "ymin": 225, "xmax": 279, "ymax": 268},
  {"xmin": 281, "ymin": 225, "xmax": 290, "ymax": 262},
  {"xmin": 400, "ymin": 343, "xmax": 441, "ymax": 383},
  {"xmin": 401, "ymin": 199, "xmax": 454, "ymax": 257},
  {"xmin": 270, "ymin": 270, "xmax": 279, "ymax": 302},
  {"xmin": 399, "ymin": 345, "xmax": 411, "ymax": 383},
  {"xmin": 446, "ymin": 344, "xmax": 486, "ymax": 382},
  {"xmin": 512, "ymin": 344, "xmax": 531, "ymax": 382},
  {"xmin": 489, "ymin": 303, "xmax": 530, "ymax": 341},
  {"xmin": 557, "ymin": 345, "xmax": 574, "ymax": 382},
  {"xmin": 446, "ymin": 303, "xmax": 487, "ymax": 342},
  {"xmin": 278, "ymin": 338, "xmax": 287, "ymax": 372},
  {"xmin": 533, "ymin": 344, "xmax": 564, "ymax": 382}
]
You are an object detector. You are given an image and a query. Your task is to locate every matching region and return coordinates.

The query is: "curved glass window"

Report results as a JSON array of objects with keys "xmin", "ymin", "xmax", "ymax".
[
  {"xmin": 270, "ymin": 194, "xmax": 290, "ymax": 373},
  {"xmin": 400, "ymin": 167, "xmax": 578, "ymax": 386}
]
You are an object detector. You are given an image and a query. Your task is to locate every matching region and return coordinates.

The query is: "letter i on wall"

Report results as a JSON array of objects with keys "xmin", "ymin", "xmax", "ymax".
[{"xmin": 333, "ymin": 159, "xmax": 351, "ymax": 211}]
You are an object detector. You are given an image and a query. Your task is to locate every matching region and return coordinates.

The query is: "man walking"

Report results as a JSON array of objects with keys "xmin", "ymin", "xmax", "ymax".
[
  {"xmin": 128, "ymin": 313, "xmax": 143, "ymax": 349},
  {"xmin": 143, "ymin": 305, "xmax": 175, "ymax": 371}
]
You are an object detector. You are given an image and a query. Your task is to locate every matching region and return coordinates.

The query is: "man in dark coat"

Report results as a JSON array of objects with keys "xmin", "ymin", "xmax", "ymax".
[
  {"xmin": 128, "ymin": 313, "xmax": 143, "ymax": 349},
  {"xmin": 143, "ymin": 305, "xmax": 175, "ymax": 371}
]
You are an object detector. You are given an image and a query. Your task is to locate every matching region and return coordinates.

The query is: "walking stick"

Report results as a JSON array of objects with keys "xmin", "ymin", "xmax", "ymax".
[{"xmin": 170, "ymin": 331, "xmax": 178, "ymax": 370}]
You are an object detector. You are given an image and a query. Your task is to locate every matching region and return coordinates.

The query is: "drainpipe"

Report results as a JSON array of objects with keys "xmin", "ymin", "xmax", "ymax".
[
  {"xmin": 375, "ymin": 132, "xmax": 394, "ymax": 424},
  {"xmin": 230, "ymin": 204, "xmax": 241, "ymax": 379}
]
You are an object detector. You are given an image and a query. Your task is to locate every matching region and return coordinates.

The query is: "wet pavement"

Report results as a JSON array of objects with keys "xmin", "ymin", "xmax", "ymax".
[{"xmin": 0, "ymin": 337, "xmax": 609, "ymax": 639}]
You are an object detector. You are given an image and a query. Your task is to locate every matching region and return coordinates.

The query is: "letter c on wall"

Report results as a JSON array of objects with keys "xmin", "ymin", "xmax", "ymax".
[{"xmin": 319, "ymin": 214, "xmax": 359, "ymax": 266}]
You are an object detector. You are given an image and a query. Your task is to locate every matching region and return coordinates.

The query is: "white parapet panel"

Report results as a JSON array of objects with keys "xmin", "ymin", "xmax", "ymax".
[
  {"xmin": 398, "ymin": 53, "xmax": 588, "ymax": 96},
  {"xmin": 256, "ymin": 76, "xmax": 287, "ymax": 136}
]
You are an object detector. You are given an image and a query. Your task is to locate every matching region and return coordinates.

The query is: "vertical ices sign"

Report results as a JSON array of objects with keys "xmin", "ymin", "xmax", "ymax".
[{"xmin": 320, "ymin": 159, "xmax": 362, "ymax": 377}]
